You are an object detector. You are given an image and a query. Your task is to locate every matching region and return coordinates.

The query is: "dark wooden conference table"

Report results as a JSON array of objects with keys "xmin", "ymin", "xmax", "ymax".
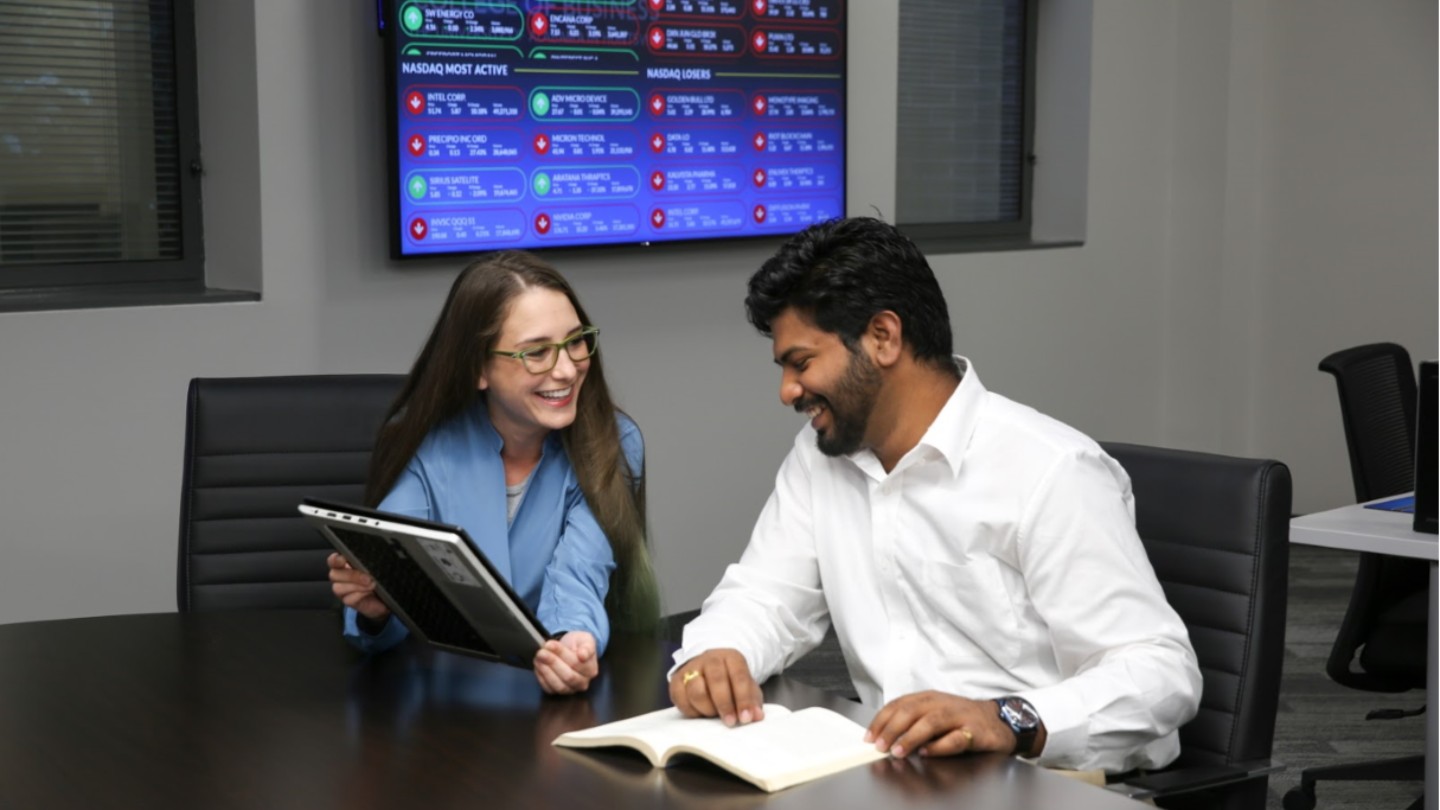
[{"xmin": 0, "ymin": 610, "xmax": 1148, "ymax": 809}]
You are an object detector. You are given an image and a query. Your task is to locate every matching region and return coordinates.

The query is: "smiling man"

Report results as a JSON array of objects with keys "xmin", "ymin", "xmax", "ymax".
[{"xmin": 668, "ymin": 217, "xmax": 1202, "ymax": 775}]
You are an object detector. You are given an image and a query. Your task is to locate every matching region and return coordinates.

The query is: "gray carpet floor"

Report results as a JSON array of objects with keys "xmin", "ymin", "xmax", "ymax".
[{"xmin": 768, "ymin": 543, "xmax": 1428, "ymax": 809}]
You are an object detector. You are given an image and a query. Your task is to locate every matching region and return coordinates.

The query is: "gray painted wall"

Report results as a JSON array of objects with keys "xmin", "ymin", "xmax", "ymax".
[{"xmin": 0, "ymin": 0, "xmax": 1433, "ymax": 625}]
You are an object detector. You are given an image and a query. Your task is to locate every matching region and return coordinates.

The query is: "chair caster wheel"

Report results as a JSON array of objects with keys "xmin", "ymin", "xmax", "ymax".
[{"xmin": 1282, "ymin": 786, "xmax": 1316, "ymax": 810}]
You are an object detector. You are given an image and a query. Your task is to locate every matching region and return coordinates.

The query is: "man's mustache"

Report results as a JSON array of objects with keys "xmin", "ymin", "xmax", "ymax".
[{"xmin": 794, "ymin": 395, "xmax": 829, "ymax": 415}]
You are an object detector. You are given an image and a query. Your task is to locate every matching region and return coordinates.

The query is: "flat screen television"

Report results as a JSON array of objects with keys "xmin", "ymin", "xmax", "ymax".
[{"xmin": 383, "ymin": 0, "xmax": 846, "ymax": 258}]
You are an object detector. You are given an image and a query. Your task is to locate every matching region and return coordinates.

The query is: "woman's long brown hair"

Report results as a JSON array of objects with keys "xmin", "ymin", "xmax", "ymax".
[{"xmin": 365, "ymin": 251, "xmax": 659, "ymax": 634}]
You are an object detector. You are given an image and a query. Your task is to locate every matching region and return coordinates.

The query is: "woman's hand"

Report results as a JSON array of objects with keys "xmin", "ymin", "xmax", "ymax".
[
  {"xmin": 534, "ymin": 631, "xmax": 599, "ymax": 694},
  {"xmin": 326, "ymin": 553, "xmax": 391, "ymax": 621}
]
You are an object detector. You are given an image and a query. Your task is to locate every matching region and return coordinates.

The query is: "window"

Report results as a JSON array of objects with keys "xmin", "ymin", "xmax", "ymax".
[
  {"xmin": 895, "ymin": 0, "xmax": 1035, "ymax": 243},
  {"xmin": 0, "ymin": 0, "xmax": 203, "ymax": 299}
]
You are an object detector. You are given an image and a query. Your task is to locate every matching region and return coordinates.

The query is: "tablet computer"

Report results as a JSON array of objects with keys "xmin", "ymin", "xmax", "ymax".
[{"xmin": 299, "ymin": 498, "xmax": 550, "ymax": 666}]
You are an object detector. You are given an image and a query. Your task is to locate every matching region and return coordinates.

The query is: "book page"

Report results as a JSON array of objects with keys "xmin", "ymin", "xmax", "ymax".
[
  {"xmin": 681, "ymin": 707, "xmax": 887, "ymax": 791},
  {"xmin": 553, "ymin": 704, "xmax": 795, "ymax": 766},
  {"xmin": 555, "ymin": 704, "xmax": 886, "ymax": 792}
]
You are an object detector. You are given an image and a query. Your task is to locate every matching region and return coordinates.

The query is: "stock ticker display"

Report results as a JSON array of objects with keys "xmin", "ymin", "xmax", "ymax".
[{"xmin": 388, "ymin": 0, "xmax": 845, "ymax": 256}]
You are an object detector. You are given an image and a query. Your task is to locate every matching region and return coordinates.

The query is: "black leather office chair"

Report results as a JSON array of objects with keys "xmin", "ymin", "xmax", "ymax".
[
  {"xmin": 177, "ymin": 374, "xmax": 404, "ymax": 611},
  {"xmin": 1101, "ymin": 443, "xmax": 1291, "ymax": 810},
  {"xmin": 1283, "ymin": 344, "xmax": 1427, "ymax": 810}
]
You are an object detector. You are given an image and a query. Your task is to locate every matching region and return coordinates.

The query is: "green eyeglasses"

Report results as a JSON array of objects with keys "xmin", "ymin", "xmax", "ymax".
[{"xmin": 491, "ymin": 326, "xmax": 599, "ymax": 374}]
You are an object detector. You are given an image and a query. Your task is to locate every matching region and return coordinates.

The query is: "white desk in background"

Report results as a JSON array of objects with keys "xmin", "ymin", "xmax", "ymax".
[{"xmin": 1290, "ymin": 496, "xmax": 1437, "ymax": 810}]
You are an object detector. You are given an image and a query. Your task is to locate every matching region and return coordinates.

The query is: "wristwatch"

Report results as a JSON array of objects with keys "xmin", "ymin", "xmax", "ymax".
[{"xmin": 994, "ymin": 696, "xmax": 1042, "ymax": 757}]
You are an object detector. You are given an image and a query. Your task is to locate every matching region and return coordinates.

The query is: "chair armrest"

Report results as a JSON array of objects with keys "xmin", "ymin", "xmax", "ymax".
[{"xmin": 1104, "ymin": 759, "xmax": 1283, "ymax": 801}]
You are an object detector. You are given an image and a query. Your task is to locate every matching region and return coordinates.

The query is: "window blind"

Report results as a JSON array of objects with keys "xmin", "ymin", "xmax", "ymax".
[
  {"xmin": 895, "ymin": 0, "xmax": 1028, "ymax": 228},
  {"xmin": 0, "ymin": 0, "xmax": 186, "ymax": 272}
]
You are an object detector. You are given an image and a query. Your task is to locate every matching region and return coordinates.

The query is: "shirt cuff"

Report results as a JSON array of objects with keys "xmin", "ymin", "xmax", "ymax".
[
  {"xmin": 342, "ymin": 607, "xmax": 409, "ymax": 652},
  {"xmin": 1015, "ymin": 682, "xmax": 1089, "ymax": 767},
  {"xmin": 355, "ymin": 612, "xmax": 390, "ymax": 636},
  {"xmin": 668, "ymin": 634, "xmax": 764, "ymax": 683}
]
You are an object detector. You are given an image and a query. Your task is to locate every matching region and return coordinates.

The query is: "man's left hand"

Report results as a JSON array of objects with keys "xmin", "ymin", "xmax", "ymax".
[{"xmin": 866, "ymin": 691, "xmax": 1026, "ymax": 759}]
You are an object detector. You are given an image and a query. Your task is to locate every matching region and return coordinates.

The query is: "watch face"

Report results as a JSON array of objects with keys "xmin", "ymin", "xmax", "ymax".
[{"xmin": 1000, "ymin": 697, "xmax": 1040, "ymax": 730}]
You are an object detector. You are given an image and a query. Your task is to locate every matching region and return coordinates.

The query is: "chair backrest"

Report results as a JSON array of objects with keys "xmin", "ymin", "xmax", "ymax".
[
  {"xmin": 1102, "ymin": 442, "xmax": 1291, "ymax": 810},
  {"xmin": 1318, "ymin": 342, "xmax": 1417, "ymax": 502},
  {"xmin": 1317, "ymin": 344, "xmax": 1428, "ymax": 691},
  {"xmin": 177, "ymin": 375, "xmax": 404, "ymax": 611}
]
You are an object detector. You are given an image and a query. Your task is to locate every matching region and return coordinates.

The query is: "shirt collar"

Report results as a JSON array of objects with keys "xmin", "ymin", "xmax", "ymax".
[
  {"xmin": 470, "ymin": 397, "xmax": 563, "ymax": 457},
  {"xmin": 846, "ymin": 355, "xmax": 984, "ymax": 481},
  {"xmin": 916, "ymin": 356, "xmax": 984, "ymax": 479},
  {"xmin": 472, "ymin": 399, "xmax": 505, "ymax": 453}
]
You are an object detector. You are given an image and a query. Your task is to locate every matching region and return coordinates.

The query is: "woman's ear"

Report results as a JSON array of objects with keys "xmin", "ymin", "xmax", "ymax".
[
  {"xmin": 476, "ymin": 370, "xmax": 489, "ymax": 391},
  {"xmin": 866, "ymin": 311, "xmax": 904, "ymax": 368}
]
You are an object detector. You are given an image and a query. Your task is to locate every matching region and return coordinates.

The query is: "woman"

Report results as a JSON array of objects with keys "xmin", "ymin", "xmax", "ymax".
[{"xmin": 328, "ymin": 251, "xmax": 659, "ymax": 695}]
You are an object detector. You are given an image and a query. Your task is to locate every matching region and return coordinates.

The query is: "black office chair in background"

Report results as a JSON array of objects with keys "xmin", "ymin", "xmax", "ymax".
[
  {"xmin": 1283, "ymin": 344, "xmax": 1428, "ymax": 810},
  {"xmin": 177, "ymin": 375, "xmax": 404, "ymax": 611},
  {"xmin": 1100, "ymin": 443, "xmax": 1291, "ymax": 810}
]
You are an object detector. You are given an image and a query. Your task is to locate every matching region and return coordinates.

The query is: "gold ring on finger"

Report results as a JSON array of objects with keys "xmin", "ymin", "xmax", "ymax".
[{"xmin": 682, "ymin": 670, "xmax": 700, "ymax": 684}]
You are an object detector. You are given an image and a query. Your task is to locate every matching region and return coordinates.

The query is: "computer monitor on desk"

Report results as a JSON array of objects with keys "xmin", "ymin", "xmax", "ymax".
[{"xmin": 1416, "ymin": 360, "xmax": 1436, "ymax": 534}]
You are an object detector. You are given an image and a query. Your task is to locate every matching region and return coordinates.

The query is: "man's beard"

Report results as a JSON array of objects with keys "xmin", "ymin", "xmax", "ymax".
[{"xmin": 795, "ymin": 348, "xmax": 882, "ymax": 457}]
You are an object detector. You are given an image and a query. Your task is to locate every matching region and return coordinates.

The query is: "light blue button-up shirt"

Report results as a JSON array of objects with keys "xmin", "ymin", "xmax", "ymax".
[{"xmin": 343, "ymin": 400, "xmax": 642, "ymax": 656}]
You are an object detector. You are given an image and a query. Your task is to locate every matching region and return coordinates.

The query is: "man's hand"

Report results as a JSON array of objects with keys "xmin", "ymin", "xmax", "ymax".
[
  {"xmin": 866, "ymin": 691, "xmax": 1041, "ymax": 759},
  {"xmin": 327, "ymin": 553, "xmax": 390, "ymax": 621},
  {"xmin": 534, "ymin": 632, "xmax": 599, "ymax": 695},
  {"xmin": 668, "ymin": 649, "xmax": 765, "ymax": 727}
]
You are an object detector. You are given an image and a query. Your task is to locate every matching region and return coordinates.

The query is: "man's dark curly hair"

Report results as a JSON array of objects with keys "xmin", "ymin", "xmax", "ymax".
[{"xmin": 745, "ymin": 217, "xmax": 955, "ymax": 368}]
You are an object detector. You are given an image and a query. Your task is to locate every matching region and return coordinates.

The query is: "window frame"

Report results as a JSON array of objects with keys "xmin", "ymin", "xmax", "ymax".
[
  {"xmin": 0, "ymin": 0, "xmax": 206, "ymax": 297},
  {"xmin": 894, "ymin": 0, "xmax": 1040, "ymax": 247}
]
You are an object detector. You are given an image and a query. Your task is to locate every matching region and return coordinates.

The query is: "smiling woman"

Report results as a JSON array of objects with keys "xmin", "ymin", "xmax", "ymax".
[{"xmin": 328, "ymin": 251, "xmax": 659, "ymax": 695}]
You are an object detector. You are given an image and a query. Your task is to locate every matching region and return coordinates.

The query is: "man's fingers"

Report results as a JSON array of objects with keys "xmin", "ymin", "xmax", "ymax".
[
  {"xmin": 887, "ymin": 712, "xmax": 941, "ymax": 758},
  {"xmin": 670, "ymin": 656, "xmax": 705, "ymax": 716},
  {"xmin": 700, "ymin": 657, "xmax": 738, "ymax": 724},
  {"xmin": 866, "ymin": 702, "xmax": 897, "ymax": 743},
  {"xmin": 684, "ymin": 667, "xmax": 718, "ymax": 718},
  {"xmin": 919, "ymin": 727, "xmax": 972, "ymax": 757},
  {"xmin": 725, "ymin": 654, "xmax": 763, "ymax": 724},
  {"xmin": 669, "ymin": 669, "xmax": 692, "ymax": 715},
  {"xmin": 869, "ymin": 698, "xmax": 918, "ymax": 750},
  {"xmin": 670, "ymin": 651, "xmax": 757, "ymax": 722}
]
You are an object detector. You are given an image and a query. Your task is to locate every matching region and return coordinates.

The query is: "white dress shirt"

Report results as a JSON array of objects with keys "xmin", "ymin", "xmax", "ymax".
[{"xmin": 675, "ymin": 359, "xmax": 1201, "ymax": 772}]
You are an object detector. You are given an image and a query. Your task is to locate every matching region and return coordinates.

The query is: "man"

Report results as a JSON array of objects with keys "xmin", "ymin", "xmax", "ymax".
[{"xmin": 669, "ymin": 217, "xmax": 1201, "ymax": 773}]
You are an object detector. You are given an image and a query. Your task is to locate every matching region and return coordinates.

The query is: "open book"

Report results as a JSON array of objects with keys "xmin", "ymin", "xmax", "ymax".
[{"xmin": 552, "ymin": 703, "xmax": 888, "ymax": 792}]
